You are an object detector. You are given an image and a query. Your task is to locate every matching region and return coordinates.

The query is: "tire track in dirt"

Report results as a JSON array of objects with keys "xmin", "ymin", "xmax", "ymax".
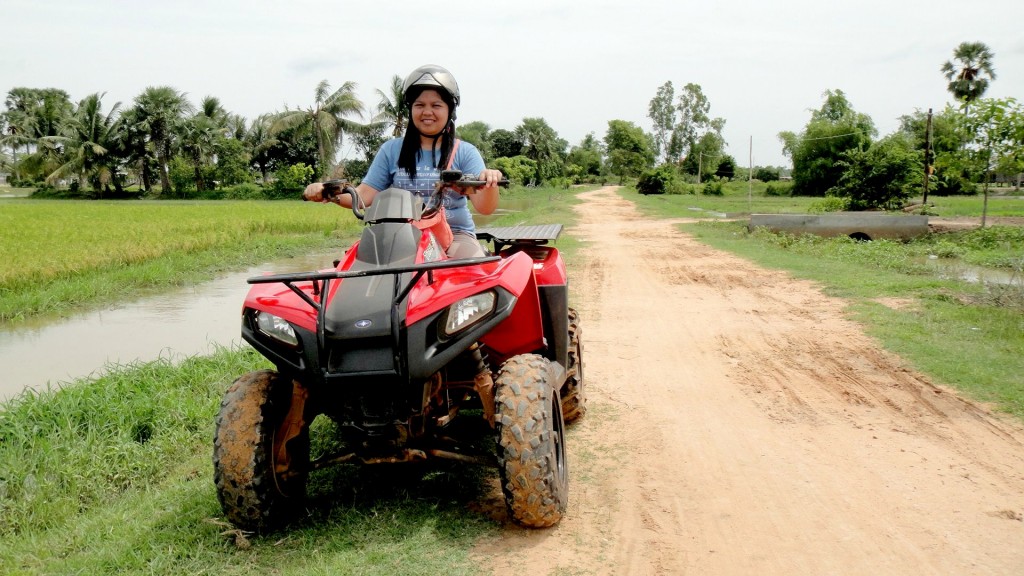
[{"xmin": 472, "ymin": 187, "xmax": 1024, "ymax": 575}]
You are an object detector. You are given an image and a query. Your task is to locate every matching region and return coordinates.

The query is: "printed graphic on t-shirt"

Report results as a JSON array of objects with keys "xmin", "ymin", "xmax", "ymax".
[{"xmin": 393, "ymin": 165, "xmax": 464, "ymax": 210}]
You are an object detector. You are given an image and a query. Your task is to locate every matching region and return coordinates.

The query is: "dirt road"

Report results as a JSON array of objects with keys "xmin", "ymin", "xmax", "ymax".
[{"xmin": 473, "ymin": 187, "xmax": 1024, "ymax": 575}]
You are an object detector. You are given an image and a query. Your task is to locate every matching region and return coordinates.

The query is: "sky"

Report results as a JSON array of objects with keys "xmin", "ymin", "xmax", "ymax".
[{"xmin": 2, "ymin": 0, "xmax": 1023, "ymax": 169}]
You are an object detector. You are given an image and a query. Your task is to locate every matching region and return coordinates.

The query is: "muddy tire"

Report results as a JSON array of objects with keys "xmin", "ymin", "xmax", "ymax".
[
  {"xmin": 213, "ymin": 370, "xmax": 310, "ymax": 533},
  {"xmin": 494, "ymin": 354, "xmax": 568, "ymax": 528},
  {"xmin": 561, "ymin": 307, "xmax": 587, "ymax": 423}
]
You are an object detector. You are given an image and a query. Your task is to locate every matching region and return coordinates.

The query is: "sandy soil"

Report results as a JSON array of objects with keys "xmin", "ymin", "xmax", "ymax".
[{"xmin": 472, "ymin": 186, "xmax": 1024, "ymax": 575}]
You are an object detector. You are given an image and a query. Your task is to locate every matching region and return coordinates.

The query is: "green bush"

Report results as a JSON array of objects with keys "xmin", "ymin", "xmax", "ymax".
[
  {"xmin": 764, "ymin": 181, "xmax": 793, "ymax": 196},
  {"xmin": 491, "ymin": 156, "xmax": 537, "ymax": 186},
  {"xmin": 754, "ymin": 167, "xmax": 781, "ymax": 182},
  {"xmin": 268, "ymin": 162, "xmax": 315, "ymax": 199},
  {"xmin": 702, "ymin": 179, "xmax": 724, "ymax": 196},
  {"xmin": 807, "ymin": 196, "xmax": 850, "ymax": 213},
  {"xmin": 222, "ymin": 183, "xmax": 267, "ymax": 200},
  {"xmin": 637, "ymin": 166, "xmax": 674, "ymax": 195}
]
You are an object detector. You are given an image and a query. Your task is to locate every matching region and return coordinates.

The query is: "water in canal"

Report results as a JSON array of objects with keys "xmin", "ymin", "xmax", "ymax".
[{"xmin": 0, "ymin": 252, "xmax": 338, "ymax": 402}]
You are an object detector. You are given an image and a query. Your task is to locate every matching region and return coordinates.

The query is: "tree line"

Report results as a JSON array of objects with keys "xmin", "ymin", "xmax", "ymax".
[
  {"xmin": 0, "ymin": 77, "xmax": 628, "ymax": 199},
  {"xmin": 2, "ymin": 41, "xmax": 1020, "ymax": 208}
]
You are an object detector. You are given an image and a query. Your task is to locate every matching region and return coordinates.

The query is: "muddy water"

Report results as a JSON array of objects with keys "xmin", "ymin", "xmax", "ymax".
[
  {"xmin": 921, "ymin": 257, "xmax": 1021, "ymax": 286},
  {"xmin": 0, "ymin": 252, "xmax": 339, "ymax": 402}
]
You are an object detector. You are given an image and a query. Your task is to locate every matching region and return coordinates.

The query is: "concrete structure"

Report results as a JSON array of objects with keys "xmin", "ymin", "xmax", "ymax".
[{"xmin": 748, "ymin": 212, "xmax": 929, "ymax": 241}]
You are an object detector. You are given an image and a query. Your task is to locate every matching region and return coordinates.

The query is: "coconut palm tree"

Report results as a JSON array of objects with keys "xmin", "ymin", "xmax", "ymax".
[
  {"xmin": 376, "ymin": 74, "xmax": 408, "ymax": 137},
  {"xmin": 134, "ymin": 86, "xmax": 194, "ymax": 195},
  {"xmin": 43, "ymin": 93, "xmax": 122, "ymax": 193},
  {"xmin": 941, "ymin": 41, "xmax": 997, "ymax": 106},
  {"xmin": 245, "ymin": 114, "xmax": 278, "ymax": 184},
  {"xmin": 271, "ymin": 79, "xmax": 363, "ymax": 178}
]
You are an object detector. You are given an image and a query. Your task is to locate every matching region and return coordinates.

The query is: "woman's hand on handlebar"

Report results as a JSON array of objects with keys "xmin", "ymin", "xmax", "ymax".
[
  {"xmin": 478, "ymin": 169, "xmax": 504, "ymax": 190},
  {"xmin": 302, "ymin": 182, "xmax": 334, "ymax": 203}
]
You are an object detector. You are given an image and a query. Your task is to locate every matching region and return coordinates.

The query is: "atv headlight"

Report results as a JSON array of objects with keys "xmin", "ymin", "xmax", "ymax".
[
  {"xmin": 442, "ymin": 292, "xmax": 496, "ymax": 337},
  {"xmin": 255, "ymin": 311, "xmax": 299, "ymax": 347}
]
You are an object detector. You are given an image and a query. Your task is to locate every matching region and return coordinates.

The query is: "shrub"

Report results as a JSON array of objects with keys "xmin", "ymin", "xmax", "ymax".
[
  {"xmin": 702, "ymin": 179, "xmax": 724, "ymax": 196},
  {"xmin": 754, "ymin": 167, "xmax": 781, "ymax": 182},
  {"xmin": 764, "ymin": 181, "xmax": 793, "ymax": 196},
  {"xmin": 268, "ymin": 163, "xmax": 315, "ymax": 199},
  {"xmin": 637, "ymin": 166, "xmax": 675, "ymax": 195},
  {"xmin": 807, "ymin": 196, "xmax": 850, "ymax": 213},
  {"xmin": 491, "ymin": 156, "xmax": 537, "ymax": 186},
  {"xmin": 829, "ymin": 135, "xmax": 920, "ymax": 210},
  {"xmin": 222, "ymin": 183, "xmax": 267, "ymax": 200}
]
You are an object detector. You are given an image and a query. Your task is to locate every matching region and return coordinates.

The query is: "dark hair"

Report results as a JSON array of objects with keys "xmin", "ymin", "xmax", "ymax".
[{"xmin": 398, "ymin": 87, "xmax": 456, "ymax": 180}]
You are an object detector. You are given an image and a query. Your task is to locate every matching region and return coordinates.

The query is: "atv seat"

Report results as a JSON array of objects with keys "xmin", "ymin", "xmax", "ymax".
[{"xmin": 477, "ymin": 224, "xmax": 563, "ymax": 253}]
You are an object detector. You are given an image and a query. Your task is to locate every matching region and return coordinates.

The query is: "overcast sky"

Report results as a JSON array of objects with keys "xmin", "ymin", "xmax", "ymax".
[{"xmin": 3, "ymin": 0, "xmax": 1022, "ymax": 168}]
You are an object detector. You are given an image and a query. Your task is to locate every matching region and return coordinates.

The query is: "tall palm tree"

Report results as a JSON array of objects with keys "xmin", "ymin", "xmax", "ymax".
[
  {"xmin": 179, "ymin": 114, "xmax": 218, "ymax": 194},
  {"xmin": 43, "ymin": 93, "xmax": 122, "ymax": 192},
  {"xmin": 375, "ymin": 75, "xmax": 408, "ymax": 137},
  {"xmin": 271, "ymin": 80, "xmax": 363, "ymax": 178},
  {"xmin": 941, "ymin": 41, "xmax": 997, "ymax": 105},
  {"xmin": 111, "ymin": 105, "xmax": 155, "ymax": 192},
  {"xmin": 135, "ymin": 86, "xmax": 194, "ymax": 195},
  {"xmin": 245, "ymin": 114, "xmax": 278, "ymax": 183}
]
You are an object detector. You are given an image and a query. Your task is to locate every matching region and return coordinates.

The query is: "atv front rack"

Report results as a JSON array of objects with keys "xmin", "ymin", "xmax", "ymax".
[
  {"xmin": 248, "ymin": 256, "xmax": 500, "ymax": 312},
  {"xmin": 477, "ymin": 224, "xmax": 562, "ymax": 253},
  {"xmin": 249, "ymin": 256, "xmax": 501, "ymax": 363}
]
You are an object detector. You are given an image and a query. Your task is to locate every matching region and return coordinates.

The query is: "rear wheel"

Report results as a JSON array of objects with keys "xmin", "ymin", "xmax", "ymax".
[
  {"xmin": 213, "ymin": 370, "xmax": 311, "ymax": 532},
  {"xmin": 494, "ymin": 354, "xmax": 568, "ymax": 528},
  {"xmin": 561, "ymin": 307, "xmax": 587, "ymax": 423}
]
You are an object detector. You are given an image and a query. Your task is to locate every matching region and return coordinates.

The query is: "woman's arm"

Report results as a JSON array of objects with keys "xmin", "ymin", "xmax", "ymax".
[{"xmin": 465, "ymin": 168, "xmax": 502, "ymax": 215}]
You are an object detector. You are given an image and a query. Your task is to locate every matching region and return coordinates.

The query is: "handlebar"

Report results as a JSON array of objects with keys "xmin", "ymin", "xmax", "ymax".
[
  {"xmin": 438, "ymin": 169, "xmax": 509, "ymax": 191},
  {"xmin": 319, "ymin": 179, "xmax": 364, "ymax": 220}
]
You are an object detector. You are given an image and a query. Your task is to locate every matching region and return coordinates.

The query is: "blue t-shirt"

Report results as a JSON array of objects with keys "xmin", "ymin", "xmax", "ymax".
[{"xmin": 362, "ymin": 138, "xmax": 487, "ymax": 235}]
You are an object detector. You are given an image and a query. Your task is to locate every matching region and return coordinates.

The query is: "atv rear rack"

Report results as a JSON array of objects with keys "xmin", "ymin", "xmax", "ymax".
[{"xmin": 477, "ymin": 224, "xmax": 563, "ymax": 252}]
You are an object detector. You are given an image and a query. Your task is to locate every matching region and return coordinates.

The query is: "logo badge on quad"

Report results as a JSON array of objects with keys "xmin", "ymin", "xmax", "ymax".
[{"xmin": 355, "ymin": 319, "xmax": 372, "ymax": 328}]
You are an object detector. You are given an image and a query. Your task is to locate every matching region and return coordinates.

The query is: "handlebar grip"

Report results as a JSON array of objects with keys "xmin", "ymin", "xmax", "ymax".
[
  {"xmin": 322, "ymin": 179, "xmax": 344, "ymax": 201},
  {"xmin": 453, "ymin": 179, "xmax": 511, "ymax": 188}
]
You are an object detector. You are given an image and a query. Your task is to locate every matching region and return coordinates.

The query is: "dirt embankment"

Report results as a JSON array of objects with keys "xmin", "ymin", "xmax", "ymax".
[{"xmin": 473, "ymin": 186, "xmax": 1024, "ymax": 575}]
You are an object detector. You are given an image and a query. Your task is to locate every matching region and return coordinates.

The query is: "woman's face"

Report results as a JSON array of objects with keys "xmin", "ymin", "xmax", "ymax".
[{"xmin": 411, "ymin": 89, "xmax": 449, "ymax": 137}]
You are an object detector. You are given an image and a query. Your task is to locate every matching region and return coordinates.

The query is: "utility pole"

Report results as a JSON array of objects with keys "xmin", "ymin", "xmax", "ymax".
[
  {"xmin": 923, "ymin": 108, "xmax": 933, "ymax": 205},
  {"xmin": 748, "ymin": 135, "xmax": 753, "ymax": 211},
  {"xmin": 697, "ymin": 151, "xmax": 704, "ymax": 185}
]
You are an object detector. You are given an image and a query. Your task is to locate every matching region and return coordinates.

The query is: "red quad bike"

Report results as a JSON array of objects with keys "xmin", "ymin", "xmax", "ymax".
[{"xmin": 213, "ymin": 171, "xmax": 585, "ymax": 532}]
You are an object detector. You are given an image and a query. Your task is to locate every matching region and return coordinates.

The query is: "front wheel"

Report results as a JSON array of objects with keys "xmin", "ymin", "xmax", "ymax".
[
  {"xmin": 494, "ymin": 354, "xmax": 568, "ymax": 528},
  {"xmin": 213, "ymin": 370, "xmax": 311, "ymax": 533}
]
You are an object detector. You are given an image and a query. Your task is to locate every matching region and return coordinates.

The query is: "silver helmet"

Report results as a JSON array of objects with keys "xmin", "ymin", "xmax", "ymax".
[{"xmin": 402, "ymin": 64, "xmax": 460, "ymax": 107}]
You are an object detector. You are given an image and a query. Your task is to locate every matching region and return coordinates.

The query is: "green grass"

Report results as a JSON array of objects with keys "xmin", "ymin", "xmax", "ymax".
[
  {"xmin": 0, "ymin": 185, "xmax": 587, "ymax": 574},
  {"xmin": 0, "ymin": 200, "xmax": 362, "ymax": 322},
  {"xmin": 629, "ymin": 179, "xmax": 1024, "ymax": 218},
  {"xmin": 920, "ymin": 193, "xmax": 1024, "ymax": 217},
  {"xmin": 620, "ymin": 185, "xmax": 1023, "ymax": 419},
  {"xmin": 0, "ymin": 347, "xmax": 495, "ymax": 575}
]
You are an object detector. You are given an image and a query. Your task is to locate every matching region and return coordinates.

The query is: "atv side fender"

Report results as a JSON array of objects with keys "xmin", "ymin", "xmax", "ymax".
[{"xmin": 478, "ymin": 252, "xmax": 546, "ymax": 360}]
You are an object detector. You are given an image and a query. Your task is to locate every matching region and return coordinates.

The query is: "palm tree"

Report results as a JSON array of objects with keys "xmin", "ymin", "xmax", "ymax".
[
  {"xmin": 134, "ymin": 86, "xmax": 194, "ymax": 195},
  {"xmin": 179, "ymin": 114, "xmax": 219, "ymax": 194},
  {"xmin": 245, "ymin": 114, "xmax": 278, "ymax": 184},
  {"xmin": 111, "ymin": 105, "xmax": 155, "ymax": 192},
  {"xmin": 376, "ymin": 75, "xmax": 408, "ymax": 137},
  {"xmin": 271, "ymin": 80, "xmax": 363, "ymax": 178},
  {"xmin": 43, "ymin": 93, "xmax": 123, "ymax": 193},
  {"xmin": 941, "ymin": 41, "xmax": 997, "ymax": 106}
]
